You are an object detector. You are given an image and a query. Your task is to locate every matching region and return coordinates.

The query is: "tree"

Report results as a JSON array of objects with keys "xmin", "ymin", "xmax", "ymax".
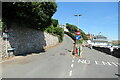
[
  {"xmin": 2, "ymin": 2, "xmax": 57, "ymax": 30},
  {"xmin": 81, "ymin": 31, "xmax": 88, "ymax": 40},
  {"xmin": 52, "ymin": 19, "xmax": 58, "ymax": 27},
  {"xmin": 66, "ymin": 23, "xmax": 88, "ymax": 40},
  {"xmin": 66, "ymin": 23, "xmax": 78, "ymax": 33}
]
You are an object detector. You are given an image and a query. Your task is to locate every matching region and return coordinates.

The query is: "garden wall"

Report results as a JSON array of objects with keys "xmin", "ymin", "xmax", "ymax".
[{"xmin": 1, "ymin": 23, "xmax": 59, "ymax": 57}]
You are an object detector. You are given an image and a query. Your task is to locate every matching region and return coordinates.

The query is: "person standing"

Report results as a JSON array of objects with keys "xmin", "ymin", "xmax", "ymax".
[
  {"xmin": 110, "ymin": 46, "xmax": 114, "ymax": 55},
  {"xmin": 72, "ymin": 43, "xmax": 76, "ymax": 55}
]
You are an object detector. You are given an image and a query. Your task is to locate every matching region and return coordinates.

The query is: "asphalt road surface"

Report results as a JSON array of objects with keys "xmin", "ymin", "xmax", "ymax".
[{"xmin": 1, "ymin": 35, "xmax": 119, "ymax": 78}]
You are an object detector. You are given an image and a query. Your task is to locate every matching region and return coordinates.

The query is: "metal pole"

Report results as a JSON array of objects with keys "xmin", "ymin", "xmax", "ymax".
[
  {"xmin": 78, "ymin": 15, "xmax": 80, "ymax": 29},
  {"xmin": 77, "ymin": 15, "xmax": 80, "ymax": 56},
  {"xmin": 74, "ymin": 14, "xmax": 82, "ymax": 56}
]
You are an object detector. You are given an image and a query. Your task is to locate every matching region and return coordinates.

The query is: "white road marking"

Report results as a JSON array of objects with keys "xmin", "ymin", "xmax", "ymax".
[
  {"xmin": 102, "ymin": 61, "xmax": 112, "ymax": 66},
  {"xmin": 71, "ymin": 64, "xmax": 74, "ymax": 68},
  {"xmin": 112, "ymin": 62, "xmax": 118, "ymax": 67},
  {"xmin": 78, "ymin": 59, "xmax": 85, "ymax": 63},
  {"xmin": 69, "ymin": 70, "xmax": 72, "ymax": 76},
  {"xmin": 78, "ymin": 59, "xmax": 90, "ymax": 64},
  {"xmin": 78, "ymin": 59, "xmax": 80, "ymax": 63},
  {"xmin": 95, "ymin": 61, "xmax": 104, "ymax": 65},
  {"xmin": 72, "ymin": 60, "xmax": 74, "ymax": 63},
  {"xmin": 77, "ymin": 59, "xmax": 118, "ymax": 67},
  {"xmin": 116, "ymin": 63, "xmax": 120, "ymax": 66}
]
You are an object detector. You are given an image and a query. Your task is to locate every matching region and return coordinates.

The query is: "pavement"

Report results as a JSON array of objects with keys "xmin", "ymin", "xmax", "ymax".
[{"xmin": 1, "ymin": 34, "xmax": 119, "ymax": 78}]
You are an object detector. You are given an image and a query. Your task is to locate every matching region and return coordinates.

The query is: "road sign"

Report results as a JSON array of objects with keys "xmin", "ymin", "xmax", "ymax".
[
  {"xmin": 76, "ymin": 35, "xmax": 81, "ymax": 40},
  {"xmin": 76, "ymin": 31, "xmax": 80, "ymax": 35}
]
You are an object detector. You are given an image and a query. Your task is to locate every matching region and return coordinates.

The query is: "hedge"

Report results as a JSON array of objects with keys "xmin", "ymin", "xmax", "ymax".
[
  {"xmin": 45, "ymin": 26, "xmax": 64, "ymax": 43},
  {"xmin": 65, "ymin": 32, "xmax": 82, "ymax": 44}
]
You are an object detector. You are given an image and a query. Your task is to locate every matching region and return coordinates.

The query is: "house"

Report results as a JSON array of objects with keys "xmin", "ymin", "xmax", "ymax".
[
  {"xmin": 89, "ymin": 33, "xmax": 112, "ymax": 47},
  {"xmin": 86, "ymin": 32, "xmax": 94, "ymax": 40},
  {"xmin": 58, "ymin": 24, "xmax": 69, "ymax": 32}
]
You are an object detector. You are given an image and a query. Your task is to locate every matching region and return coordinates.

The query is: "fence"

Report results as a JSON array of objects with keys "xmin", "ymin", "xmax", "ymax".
[{"xmin": 93, "ymin": 46, "xmax": 120, "ymax": 58}]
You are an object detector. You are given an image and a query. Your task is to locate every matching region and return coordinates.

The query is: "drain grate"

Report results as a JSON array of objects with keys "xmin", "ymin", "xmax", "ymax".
[{"xmin": 60, "ymin": 53, "xmax": 66, "ymax": 55}]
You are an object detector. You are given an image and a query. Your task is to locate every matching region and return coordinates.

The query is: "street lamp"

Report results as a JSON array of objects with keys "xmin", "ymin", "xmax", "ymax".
[
  {"xmin": 74, "ymin": 14, "xmax": 82, "ymax": 30},
  {"xmin": 74, "ymin": 14, "xmax": 82, "ymax": 56}
]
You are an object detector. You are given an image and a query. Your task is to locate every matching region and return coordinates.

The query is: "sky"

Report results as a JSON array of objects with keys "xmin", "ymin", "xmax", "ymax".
[{"xmin": 52, "ymin": 2, "xmax": 118, "ymax": 41}]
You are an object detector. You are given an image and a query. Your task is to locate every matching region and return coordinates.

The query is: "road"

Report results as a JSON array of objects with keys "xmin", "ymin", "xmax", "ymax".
[{"xmin": 2, "ymin": 34, "xmax": 119, "ymax": 78}]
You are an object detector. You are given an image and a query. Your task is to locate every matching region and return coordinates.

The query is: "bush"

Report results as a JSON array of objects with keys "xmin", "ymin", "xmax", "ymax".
[
  {"xmin": 52, "ymin": 19, "xmax": 58, "ymax": 27},
  {"xmin": 65, "ymin": 32, "xmax": 75, "ymax": 41},
  {"xmin": 66, "ymin": 23, "xmax": 88, "ymax": 40},
  {"xmin": 66, "ymin": 23, "xmax": 78, "ymax": 33},
  {"xmin": 45, "ymin": 24, "xmax": 54, "ymax": 33},
  {"xmin": 81, "ymin": 32, "xmax": 88, "ymax": 40},
  {"xmin": 53, "ymin": 27, "xmax": 64, "ymax": 42},
  {"xmin": 45, "ymin": 26, "xmax": 64, "ymax": 43},
  {"xmin": 65, "ymin": 32, "xmax": 83, "ymax": 44}
]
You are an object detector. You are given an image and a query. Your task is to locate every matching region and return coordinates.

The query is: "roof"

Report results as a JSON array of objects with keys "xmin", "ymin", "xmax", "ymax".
[{"xmin": 94, "ymin": 35, "xmax": 107, "ymax": 40}]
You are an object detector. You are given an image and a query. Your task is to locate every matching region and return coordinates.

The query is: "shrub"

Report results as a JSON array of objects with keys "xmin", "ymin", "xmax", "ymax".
[
  {"xmin": 65, "ymin": 32, "xmax": 83, "ymax": 44},
  {"xmin": 45, "ymin": 24, "xmax": 54, "ymax": 34},
  {"xmin": 45, "ymin": 26, "xmax": 64, "ymax": 43},
  {"xmin": 53, "ymin": 27, "xmax": 64, "ymax": 42},
  {"xmin": 66, "ymin": 23, "xmax": 78, "ymax": 33},
  {"xmin": 81, "ymin": 31, "xmax": 88, "ymax": 40},
  {"xmin": 52, "ymin": 19, "xmax": 58, "ymax": 27},
  {"xmin": 66, "ymin": 23, "xmax": 88, "ymax": 40}
]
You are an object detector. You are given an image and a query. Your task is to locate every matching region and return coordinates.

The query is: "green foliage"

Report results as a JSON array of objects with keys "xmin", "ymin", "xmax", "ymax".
[
  {"xmin": 66, "ymin": 23, "xmax": 78, "ymax": 33},
  {"xmin": 2, "ymin": 2, "xmax": 57, "ymax": 30},
  {"xmin": 112, "ymin": 43, "xmax": 120, "ymax": 46},
  {"xmin": 65, "ymin": 32, "xmax": 83, "ymax": 44},
  {"xmin": 45, "ymin": 25, "xmax": 64, "ymax": 43},
  {"xmin": 52, "ymin": 19, "xmax": 58, "ymax": 27},
  {"xmin": 78, "ymin": 40, "xmax": 83, "ymax": 44},
  {"xmin": 0, "ymin": 20, "xmax": 7, "ymax": 31},
  {"xmin": 66, "ymin": 23, "xmax": 88, "ymax": 40},
  {"xmin": 53, "ymin": 27, "xmax": 64, "ymax": 42},
  {"xmin": 81, "ymin": 32, "xmax": 88, "ymax": 40},
  {"xmin": 45, "ymin": 24, "xmax": 54, "ymax": 33}
]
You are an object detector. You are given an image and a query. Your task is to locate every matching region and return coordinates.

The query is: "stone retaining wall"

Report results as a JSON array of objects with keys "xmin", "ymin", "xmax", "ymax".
[{"xmin": 1, "ymin": 23, "xmax": 59, "ymax": 57}]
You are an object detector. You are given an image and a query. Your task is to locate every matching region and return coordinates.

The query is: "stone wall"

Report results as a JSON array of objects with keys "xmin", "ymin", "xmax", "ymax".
[
  {"xmin": 93, "ymin": 46, "xmax": 120, "ymax": 58},
  {"xmin": 0, "ymin": 31, "xmax": 9, "ymax": 58},
  {"xmin": 1, "ymin": 23, "xmax": 59, "ymax": 57}
]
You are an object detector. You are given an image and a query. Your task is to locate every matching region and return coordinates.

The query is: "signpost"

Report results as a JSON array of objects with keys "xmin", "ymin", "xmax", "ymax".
[
  {"xmin": 76, "ymin": 31, "xmax": 80, "ymax": 35},
  {"xmin": 75, "ymin": 30, "xmax": 81, "ymax": 56},
  {"xmin": 74, "ymin": 14, "xmax": 82, "ymax": 57},
  {"xmin": 76, "ymin": 35, "xmax": 81, "ymax": 40}
]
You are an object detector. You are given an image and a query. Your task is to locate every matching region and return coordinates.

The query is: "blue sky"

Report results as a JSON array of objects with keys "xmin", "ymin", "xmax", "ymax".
[{"xmin": 52, "ymin": 2, "xmax": 118, "ymax": 40}]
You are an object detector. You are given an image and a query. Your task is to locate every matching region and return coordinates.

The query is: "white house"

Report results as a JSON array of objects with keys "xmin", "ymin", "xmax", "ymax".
[
  {"xmin": 58, "ymin": 24, "xmax": 69, "ymax": 32},
  {"xmin": 88, "ymin": 34, "xmax": 112, "ymax": 47}
]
